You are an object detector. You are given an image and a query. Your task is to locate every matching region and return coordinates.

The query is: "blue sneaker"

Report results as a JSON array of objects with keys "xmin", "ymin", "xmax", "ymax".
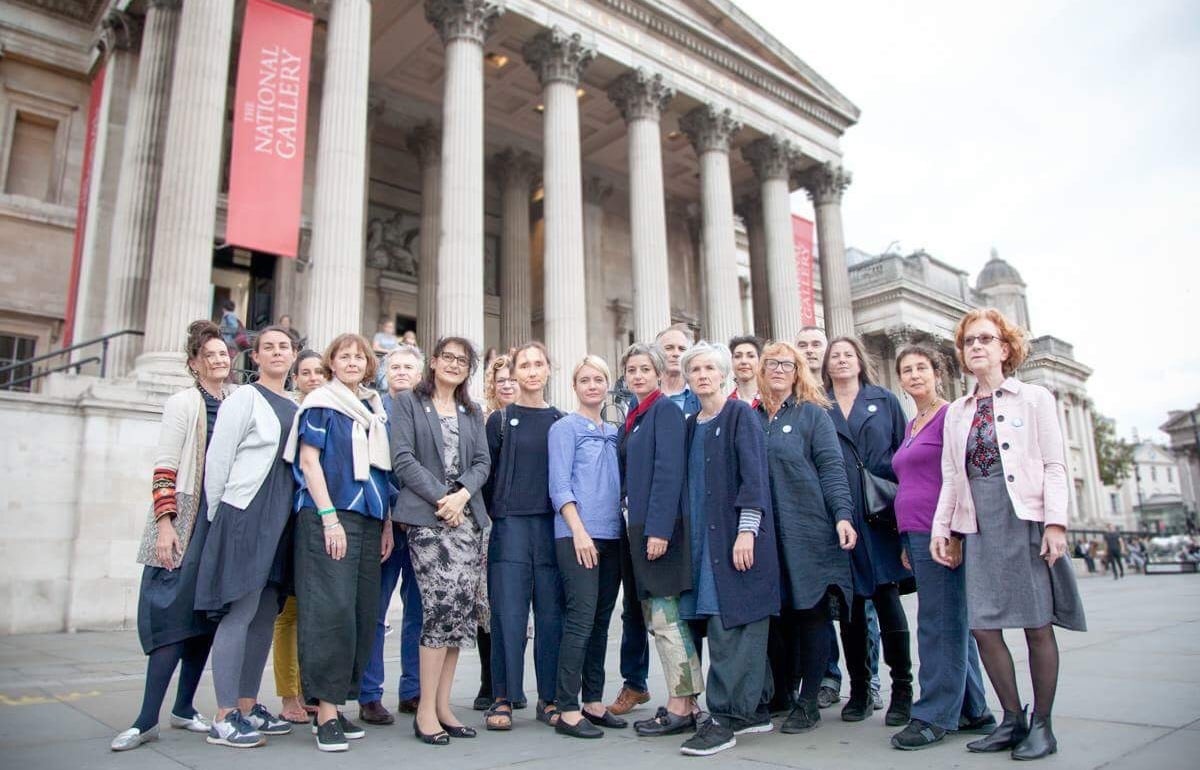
[{"xmin": 206, "ymin": 709, "xmax": 264, "ymax": 748}]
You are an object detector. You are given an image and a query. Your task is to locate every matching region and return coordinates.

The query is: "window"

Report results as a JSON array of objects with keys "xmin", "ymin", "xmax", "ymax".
[
  {"xmin": 1110, "ymin": 492, "xmax": 1119, "ymax": 513},
  {"xmin": 0, "ymin": 333, "xmax": 36, "ymax": 391},
  {"xmin": 1168, "ymin": 466, "xmax": 1174, "ymax": 483},
  {"xmin": 4, "ymin": 111, "xmax": 57, "ymax": 200},
  {"xmin": 1151, "ymin": 466, "xmax": 1157, "ymax": 482}
]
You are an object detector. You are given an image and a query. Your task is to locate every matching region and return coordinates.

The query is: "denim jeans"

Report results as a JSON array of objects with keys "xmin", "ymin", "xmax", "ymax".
[
  {"xmin": 359, "ymin": 523, "xmax": 422, "ymax": 704},
  {"xmin": 904, "ymin": 531, "xmax": 989, "ymax": 731}
]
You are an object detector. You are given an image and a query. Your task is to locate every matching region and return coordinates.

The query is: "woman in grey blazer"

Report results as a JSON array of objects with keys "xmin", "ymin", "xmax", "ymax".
[{"xmin": 389, "ymin": 337, "xmax": 491, "ymax": 746}]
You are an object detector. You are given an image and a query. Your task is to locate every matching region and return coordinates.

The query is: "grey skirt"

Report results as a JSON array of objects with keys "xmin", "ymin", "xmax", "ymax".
[{"xmin": 963, "ymin": 471, "xmax": 1086, "ymax": 632}]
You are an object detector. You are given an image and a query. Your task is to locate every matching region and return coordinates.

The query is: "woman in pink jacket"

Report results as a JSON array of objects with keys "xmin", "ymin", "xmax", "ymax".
[{"xmin": 930, "ymin": 308, "xmax": 1085, "ymax": 761}]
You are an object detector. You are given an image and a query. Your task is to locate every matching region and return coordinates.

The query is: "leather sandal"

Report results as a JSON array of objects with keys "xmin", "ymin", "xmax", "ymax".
[{"xmin": 484, "ymin": 701, "xmax": 512, "ymax": 731}]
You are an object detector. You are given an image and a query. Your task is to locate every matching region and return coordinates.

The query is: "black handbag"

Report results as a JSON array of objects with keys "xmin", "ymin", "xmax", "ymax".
[{"xmin": 843, "ymin": 436, "xmax": 898, "ymax": 530}]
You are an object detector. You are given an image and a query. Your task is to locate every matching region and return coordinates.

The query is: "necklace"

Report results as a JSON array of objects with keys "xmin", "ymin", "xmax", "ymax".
[{"xmin": 906, "ymin": 399, "xmax": 944, "ymax": 445}]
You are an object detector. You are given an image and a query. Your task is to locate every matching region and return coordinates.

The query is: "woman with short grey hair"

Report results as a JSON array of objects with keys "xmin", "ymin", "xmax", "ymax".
[{"xmin": 679, "ymin": 341, "xmax": 731, "ymax": 390}]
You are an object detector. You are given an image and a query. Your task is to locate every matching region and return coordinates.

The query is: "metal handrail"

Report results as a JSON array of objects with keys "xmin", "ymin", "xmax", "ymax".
[{"xmin": 0, "ymin": 329, "xmax": 144, "ymax": 387}]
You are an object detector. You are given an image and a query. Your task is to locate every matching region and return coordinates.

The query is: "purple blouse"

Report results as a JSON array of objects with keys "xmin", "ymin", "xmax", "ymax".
[{"xmin": 891, "ymin": 403, "xmax": 949, "ymax": 534}]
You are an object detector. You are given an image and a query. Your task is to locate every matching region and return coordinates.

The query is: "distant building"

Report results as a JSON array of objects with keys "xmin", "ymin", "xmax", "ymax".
[
  {"xmin": 1160, "ymin": 406, "xmax": 1200, "ymax": 532},
  {"xmin": 1105, "ymin": 441, "xmax": 1186, "ymax": 532}
]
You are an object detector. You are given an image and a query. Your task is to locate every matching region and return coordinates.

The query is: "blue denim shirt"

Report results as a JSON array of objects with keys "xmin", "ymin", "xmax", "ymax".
[
  {"xmin": 680, "ymin": 418, "xmax": 720, "ymax": 619},
  {"xmin": 548, "ymin": 413, "xmax": 621, "ymax": 540}
]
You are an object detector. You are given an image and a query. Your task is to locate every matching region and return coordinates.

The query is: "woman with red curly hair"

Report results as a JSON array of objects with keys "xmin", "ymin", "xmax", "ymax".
[{"xmin": 931, "ymin": 308, "xmax": 1086, "ymax": 761}]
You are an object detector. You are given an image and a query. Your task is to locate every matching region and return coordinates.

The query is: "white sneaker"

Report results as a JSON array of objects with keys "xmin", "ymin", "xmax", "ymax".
[
  {"xmin": 170, "ymin": 711, "xmax": 212, "ymax": 733},
  {"xmin": 110, "ymin": 726, "xmax": 159, "ymax": 751},
  {"xmin": 206, "ymin": 709, "xmax": 265, "ymax": 748}
]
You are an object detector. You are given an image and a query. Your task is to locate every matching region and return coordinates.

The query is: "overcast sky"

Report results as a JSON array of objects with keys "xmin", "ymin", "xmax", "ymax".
[{"xmin": 739, "ymin": 0, "xmax": 1200, "ymax": 442}]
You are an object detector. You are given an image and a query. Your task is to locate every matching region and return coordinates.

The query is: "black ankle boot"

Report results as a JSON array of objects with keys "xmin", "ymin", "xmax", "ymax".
[
  {"xmin": 781, "ymin": 699, "xmax": 820, "ymax": 734},
  {"xmin": 1011, "ymin": 713, "xmax": 1057, "ymax": 760},
  {"xmin": 882, "ymin": 631, "xmax": 913, "ymax": 726},
  {"xmin": 966, "ymin": 706, "xmax": 1028, "ymax": 753},
  {"xmin": 840, "ymin": 685, "xmax": 872, "ymax": 722}
]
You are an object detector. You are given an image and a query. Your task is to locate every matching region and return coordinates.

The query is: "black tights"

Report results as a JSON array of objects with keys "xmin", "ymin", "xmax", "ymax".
[
  {"xmin": 840, "ymin": 585, "xmax": 909, "ymax": 691},
  {"xmin": 791, "ymin": 606, "xmax": 833, "ymax": 702},
  {"xmin": 477, "ymin": 628, "xmax": 493, "ymax": 697},
  {"xmin": 132, "ymin": 634, "xmax": 213, "ymax": 731},
  {"xmin": 972, "ymin": 625, "xmax": 1059, "ymax": 716}
]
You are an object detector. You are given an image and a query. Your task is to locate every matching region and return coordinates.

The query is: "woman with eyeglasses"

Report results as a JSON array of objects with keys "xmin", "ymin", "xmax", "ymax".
[
  {"xmin": 888, "ymin": 343, "xmax": 993, "ymax": 751},
  {"xmin": 484, "ymin": 342, "xmax": 565, "ymax": 731},
  {"xmin": 931, "ymin": 309, "xmax": 1085, "ymax": 760},
  {"xmin": 390, "ymin": 337, "xmax": 491, "ymax": 745},
  {"xmin": 822, "ymin": 336, "xmax": 913, "ymax": 727},
  {"xmin": 755, "ymin": 341, "xmax": 856, "ymax": 735}
]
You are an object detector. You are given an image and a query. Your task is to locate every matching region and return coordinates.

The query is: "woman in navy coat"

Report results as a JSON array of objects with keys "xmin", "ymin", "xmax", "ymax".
[
  {"xmin": 756, "ymin": 341, "xmax": 857, "ymax": 735},
  {"xmin": 618, "ymin": 343, "xmax": 703, "ymax": 741},
  {"xmin": 674, "ymin": 341, "xmax": 778, "ymax": 757},
  {"xmin": 823, "ymin": 336, "xmax": 914, "ymax": 727}
]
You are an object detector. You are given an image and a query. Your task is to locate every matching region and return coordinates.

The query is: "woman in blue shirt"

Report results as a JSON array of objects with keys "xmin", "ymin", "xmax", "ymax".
[
  {"xmin": 286, "ymin": 333, "xmax": 395, "ymax": 753},
  {"xmin": 547, "ymin": 356, "xmax": 624, "ymax": 739}
]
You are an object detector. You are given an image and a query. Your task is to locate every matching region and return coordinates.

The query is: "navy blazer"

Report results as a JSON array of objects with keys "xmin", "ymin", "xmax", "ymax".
[
  {"xmin": 685, "ymin": 398, "xmax": 779, "ymax": 629},
  {"xmin": 827, "ymin": 384, "xmax": 913, "ymax": 595},
  {"xmin": 388, "ymin": 390, "xmax": 490, "ymax": 529},
  {"xmin": 619, "ymin": 396, "xmax": 691, "ymax": 600}
]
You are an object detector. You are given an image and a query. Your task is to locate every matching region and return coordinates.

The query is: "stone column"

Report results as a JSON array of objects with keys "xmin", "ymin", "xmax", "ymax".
[
  {"xmin": 304, "ymin": 0, "xmax": 372, "ymax": 349},
  {"xmin": 744, "ymin": 136, "xmax": 801, "ymax": 342},
  {"xmin": 102, "ymin": 0, "xmax": 179, "ymax": 377},
  {"xmin": 736, "ymin": 193, "xmax": 771, "ymax": 338},
  {"xmin": 407, "ymin": 122, "xmax": 441, "ymax": 355},
  {"xmin": 680, "ymin": 104, "xmax": 743, "ymax": 345},
  {"xmin": 137, "ymin": 0, "xmax": 235, "ymax": 377},
  {"xmin": 492, "ymin": 148, "xmax": 538, "ymax": 350},
  {"xmin": 582, "ymin": 177, "xmax": 612, "ymax": 356},
  {"xmin": 523, "ymin": 27, "xmax": 594, "ymax": 408},
  {"xmin": 801, "ymin": 162, "xmax": 854, "ymax": 339},
  {"xmin": 426, "ymin": 0, "xmax": 501, "ymax": 353},
  {"xmin": 607, "ymin": 69, "xmax": 673, "ymax": 342}
]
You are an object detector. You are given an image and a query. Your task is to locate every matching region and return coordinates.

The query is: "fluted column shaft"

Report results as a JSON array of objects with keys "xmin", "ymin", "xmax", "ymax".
[
  {"xmin": 739, "ymin": 194, "xmax": 771, "ymax": 338},
  {"xmin": 408, "ymin": 123, "xmax": 441, "ymax": 356},
  {"xmin": 608, "ymin": 70, "xmax": 673, "ymax": 341},
  {"xmin": 304, "ymin": 0, "xmax": 371, "ymax": 349},
  {"xmin": 582, "ymin": 177, "xmax": 611, "ymax": 359},
  {"xmin": 681, "ymin": 104, "xmax": 743, "ymax": 345},
  {"xmin": 102, "ymin": 2, "xmax": 178, "ymax": 376},
  {"xmin": 494, "ymin": 150, "xmax": 537, "ymax": 350},
  {"xmin": 138, "ymin": 0, "xmax": 234, "ymax": 371},
  {"xmin": 427, "ymin": 0, "xmax": 500, "ymax": 357},
  {"xmin": 524, "ymin": 28, "xmax": 594, "ymax": 408},
  {"xmin": 803, "ymin": 163, "xmax": 854, "ymax": 338},
  {"xmin": 745, "ymin": 136, "xmax": 801, "ymax": 341}
]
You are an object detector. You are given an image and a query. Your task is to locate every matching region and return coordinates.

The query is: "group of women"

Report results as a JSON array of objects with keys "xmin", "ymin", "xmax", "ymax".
[{"xmin": 111, "ymin": 305, "xmax": 1084, "ymax": 761}]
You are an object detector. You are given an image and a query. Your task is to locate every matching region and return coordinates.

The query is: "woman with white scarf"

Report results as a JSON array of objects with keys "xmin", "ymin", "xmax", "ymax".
[{"xmin": 286, "ymin": 333, "xmax": 396, "ymax": 753}]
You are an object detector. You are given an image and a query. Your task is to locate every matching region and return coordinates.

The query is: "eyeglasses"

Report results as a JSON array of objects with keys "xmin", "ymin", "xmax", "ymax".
[
  {"xmin": 438, "ymin": 351, "xmax": 470, "ymax": 367},
  {"xmin": 494, "ymin": 377, "xmax": 517, "ymax": 387},
  {"xmin": 962, "ymin": 334, "xmax": 999, "ymax": 348},
  {"xmin": 763, "ymin": 359, "xmax": 796, "ymax": 372}
]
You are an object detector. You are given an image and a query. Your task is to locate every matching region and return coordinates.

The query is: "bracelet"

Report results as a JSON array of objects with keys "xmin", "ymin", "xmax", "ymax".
[
  {"xmin": 317, "ymin": 507, "xmax": 337, "ymax": 517},
  {"xmin": 323, "ymin": 520, "xmax": 342, "ymax": 530}
]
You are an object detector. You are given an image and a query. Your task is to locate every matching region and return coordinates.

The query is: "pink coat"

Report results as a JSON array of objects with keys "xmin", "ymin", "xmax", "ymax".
[{"xmin": 931, "ymin": 377, "xmax": 1068, "ymax": 540}]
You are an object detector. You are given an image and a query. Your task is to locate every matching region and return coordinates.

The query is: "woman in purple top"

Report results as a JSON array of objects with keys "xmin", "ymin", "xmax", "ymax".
[
  {"xmin": 547, "ymin": 355, "xmax": 625, "ymax": 739},
  {"xmin": 889, "ymin": 344, "xmax": 994, "ymax": 750}
]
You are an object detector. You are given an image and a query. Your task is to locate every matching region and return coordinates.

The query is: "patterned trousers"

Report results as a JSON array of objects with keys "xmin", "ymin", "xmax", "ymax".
[{"xmin": 641, "ymin": 595, "xmax": 703, "ymax": 697}]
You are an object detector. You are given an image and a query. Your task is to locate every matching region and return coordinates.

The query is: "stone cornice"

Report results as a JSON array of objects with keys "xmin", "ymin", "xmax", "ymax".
[
  {"xmin": 742, "ymin": 135, "xmax": 797, "ymax": 182},
  {"xmin": 606, "ymin": 68, "xmax": 674, "ymax": 123},
  {"xmin": 800, "ymin": 161, "xmax": 852, "ymax": 206},
  {"xmin": 679, "ymin": 103, "xmax": 741, "ymax": 155},
  {"xmin": 522, "ymin": 26, "xmax": 596, "ymax": 87},
  {"xmin": 424, "ymin": 0, "xmax": 502, "ymax": 46}
]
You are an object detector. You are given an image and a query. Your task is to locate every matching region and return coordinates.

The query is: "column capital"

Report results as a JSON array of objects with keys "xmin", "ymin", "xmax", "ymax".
[
  {"xmin": 742, "ymin": 135, "xmax": 798, "ymax": 182},
  {"xmin": 406, "ymin": 121, "xmax": 441, "ymax": 167},
  {"xmin": 885, "ymin": 324, "xmax": 920, "ymax": 350},
  {"xmin": 583, "ymin": 176, "xmax": 613, "ymax": 205},
  {"xmin": 522, "ymin": 26, "xmax": 595, "ymax": 87},
  {"xmin": 490, "ymin": 147, "xmax": 539, "ymax": 190},
  {"xmin": 800, "ymin": 161, "xmax": 852, "ymax": 206},
  {"xmin": 734, "ymin": 191, "xmax": 761, "ymax": 221},
  {"xmin": 97, "ymin": 9, "xmax": 142, "ymax": 55},
  {"xmin": 679, "ymin": 103, "xmax": 741, "ymax": 154},
  {"xmin": 424, "ymin": 0, "xmax": 502, "ymax": 46},
  {"xmin": 606, "ymin": 68, "xmax": 674, "ymax": 123}
]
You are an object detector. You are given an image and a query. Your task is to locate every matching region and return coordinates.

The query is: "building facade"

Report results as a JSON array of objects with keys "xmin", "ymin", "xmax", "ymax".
[
  {"xmin": 1160, "ymin": 406, "xmax": 1200, "ymax": 532},
  {"xmin": 1106, "ymin": 441, "xmax": 1187, "ymax": 533}
]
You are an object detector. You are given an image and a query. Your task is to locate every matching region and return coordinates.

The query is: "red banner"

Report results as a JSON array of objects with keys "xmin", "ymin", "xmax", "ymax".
[
  {"xmin": 226, "ymin": 0, "xmax": 313, "ymax": 257},
  {"xmin": 62, "ymin": 63, "xmax": 106, "ymax": 347},
  {"xmin": 792, "ymin": 215, "xmax": 816, "ymax": 327}
]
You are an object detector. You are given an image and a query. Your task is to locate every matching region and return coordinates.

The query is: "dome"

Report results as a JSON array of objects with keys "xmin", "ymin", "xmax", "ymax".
[{"xmin": 977, "ymin": 247, "xmax": 1025, "ymax": 289}]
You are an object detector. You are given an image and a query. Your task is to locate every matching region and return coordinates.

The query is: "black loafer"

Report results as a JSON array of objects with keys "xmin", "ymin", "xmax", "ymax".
[
  {"xmin": 583, "ymin": 709, "xmax": 628, "ymax": 729},
  {"xmin": 439, "ymin": 722, "xmax": 476, "ymax": 738},
  {"xmin": 413, "ymin": 718, "xmax": 449, "ymax": 746},
  {"xmin": 556, "ymin": 717, "xmax": 604, "ymax": 739},
  {"xmin": 633, "ymin": 707, "xmax": 696, "ymax": 737}
]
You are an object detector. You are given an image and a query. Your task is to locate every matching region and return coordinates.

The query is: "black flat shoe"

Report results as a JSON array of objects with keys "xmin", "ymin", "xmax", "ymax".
[
  {"xmin": 556, "ymin": 717, "xmax": 604, "ymax": 739},
  {"xmin": 966, "ymin": 706, "xmax": 1028, "ymax": 753},
  {"xmin": 1011, "ymin": 714, "xmax": 1057, "ymax": 760},
  {"xmin": 439, "ymin": 722, "xmax": 476, "ymax": 738},
  {"xmin": 413, "ymin": 718, "xmax": 449, "ymax": 746},
  {"xmin": 633, "ymin": 707, "xmax": 696, "ymax": 737},
  {"xmin": 583, "ymin": 709, "xmax": 628, "ymax": 729},
  {"xmin": 840, "ymin": 690, "xmax": 873, "ymax": 722}
]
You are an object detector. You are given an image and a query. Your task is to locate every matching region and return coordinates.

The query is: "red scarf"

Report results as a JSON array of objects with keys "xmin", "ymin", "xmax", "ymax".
[
  {"xmin": 728, "ymin": 389, "xmax": 760, "ymax": 410},
  {"xmin": 624, "ymin": 388, "xmax": 663, "ymax": 433}
]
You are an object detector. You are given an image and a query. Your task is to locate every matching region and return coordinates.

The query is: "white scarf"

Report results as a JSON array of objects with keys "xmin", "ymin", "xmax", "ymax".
[{"xmin": 284, "ymin": 378, "xmax": 391, "ymax": 480}]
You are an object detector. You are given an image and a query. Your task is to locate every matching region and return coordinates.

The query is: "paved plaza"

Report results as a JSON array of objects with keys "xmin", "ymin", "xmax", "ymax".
[{"xmin": 1, "ymin": 572, "xmax": 1197, "ymax": 770}]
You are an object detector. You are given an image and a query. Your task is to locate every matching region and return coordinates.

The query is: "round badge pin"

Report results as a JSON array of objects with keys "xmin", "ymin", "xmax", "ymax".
[
  {"xmin": 868, "ymin": 404, "xmax": 878, "ymax": 413},
  {"xmin": 782, "ymin": 424, "xmax": 793, "ymax": 433},
  {"xmin": 509, "ymin": 418, "xmax": 519, "ymax": 427},
  {"xmin": 587, "ymin": 423, "xmax": 595, "ymax": 431},
  {"xmin": 1013, "ymin": 417, "xmax": 1024, "ymax": 428},
  {"xmin": 715, "ymin": 427, "xmax": 721, "ymax": 437}
]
